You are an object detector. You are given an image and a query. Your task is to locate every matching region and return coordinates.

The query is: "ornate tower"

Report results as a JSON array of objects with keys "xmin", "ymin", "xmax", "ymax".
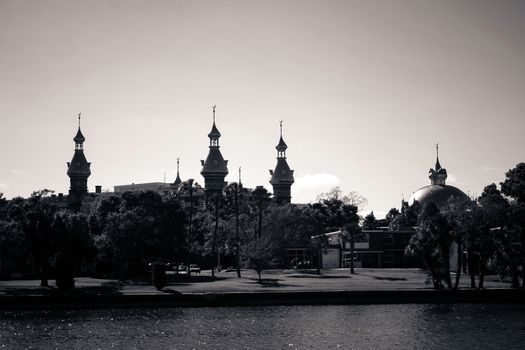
[
  {"xmin": 429, "ymin": 143, "xmax": 447, "ymax": 186},
  {"xmin": 269, "ymin": 121, "xmax": 294, "ymax": 204},
  {"xmin": 201, "ymin": 106, "xmax": 228, "ymax": 197},
  {"xmin": 67, "ymin": 113, "xmax": 91, "ymax": 210}
]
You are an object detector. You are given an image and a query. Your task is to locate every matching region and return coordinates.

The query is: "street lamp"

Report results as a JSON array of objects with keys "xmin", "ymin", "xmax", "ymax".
[{"xmin": 187, "ymin": 178, "xmax": 194, "ymax": 276}]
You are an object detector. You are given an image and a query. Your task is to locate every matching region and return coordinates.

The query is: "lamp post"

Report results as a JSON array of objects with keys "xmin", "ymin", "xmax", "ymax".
[
  {"xmin": 235, "ymin": 182, "xmax": 241, "ymax": 278},
  {"xmin": 187, "ymin": 178, "xmax": 194, "ymax": 276}
]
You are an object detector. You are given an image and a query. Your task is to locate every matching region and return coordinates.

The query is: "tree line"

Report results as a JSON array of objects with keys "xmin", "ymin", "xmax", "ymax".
[
  {"xmin": 0, "ymin": 183, "xmax": 363, "ymax": 287},
  {"xmin": 0, "ymin": 162, "xmax": 523, "ymax": 290}
]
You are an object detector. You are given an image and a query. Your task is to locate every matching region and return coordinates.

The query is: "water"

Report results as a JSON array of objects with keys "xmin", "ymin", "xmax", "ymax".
[{"xmin": 1, "ymin": 304, "xmax": 524, "ymax": 349}]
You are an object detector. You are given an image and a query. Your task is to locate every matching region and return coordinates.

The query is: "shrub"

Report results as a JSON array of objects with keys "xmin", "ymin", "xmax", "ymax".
[
  {"xmin": 152, "ymin": 260, "xmax": 167, "ymax": 290},
  {"xmin": 54, "ymin": 252, "xmax": 74, "ymax": 290}
]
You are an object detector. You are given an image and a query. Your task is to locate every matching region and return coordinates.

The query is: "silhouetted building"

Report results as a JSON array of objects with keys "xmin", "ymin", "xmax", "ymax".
[
  {"xmin": 309, "ymin": 229, "xmax": 419, "ymax": 269},
  {"xmin": 114, "ymin": 182, "xmax": 173, "ymax": 195},
  {"xmin": 269, "ymin": 121, "xmax": 294, "ymax": 204},
  {"xmin": 408, "ymin": 144, "xmax": 468, "ymax": 210},
  {"xmin": 67, "ymin": 115, "xmax": 91, "ymax": 210},
  {"xmin": 201, "ymin": 106, "xmax": 228, "ymax": 198}
]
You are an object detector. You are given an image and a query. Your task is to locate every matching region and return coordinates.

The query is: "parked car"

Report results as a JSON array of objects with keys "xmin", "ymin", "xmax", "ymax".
[
  {"xmin": 189, "ymin": 264, "xmax": 201, "ymax": 274},
  {"xmin": 177, "ymin": 264, "xmax": 188, "ymax": 274}
]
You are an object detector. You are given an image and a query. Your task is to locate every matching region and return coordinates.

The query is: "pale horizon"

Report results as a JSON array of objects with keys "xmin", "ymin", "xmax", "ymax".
[{"xmin": 1, "ymin": 0, "xmax": 524, "ymax": 217}]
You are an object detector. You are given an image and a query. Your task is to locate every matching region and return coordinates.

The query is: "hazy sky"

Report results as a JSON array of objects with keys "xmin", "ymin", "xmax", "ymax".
[{"xmin": 1, "ymin": 0, "xmax": 524, "ymax": 217}]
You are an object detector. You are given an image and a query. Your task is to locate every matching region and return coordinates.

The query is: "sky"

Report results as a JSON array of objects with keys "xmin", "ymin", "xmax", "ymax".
[{"xmin": 1, "ymin": 0, "xmax": 524, "ymax": 217}]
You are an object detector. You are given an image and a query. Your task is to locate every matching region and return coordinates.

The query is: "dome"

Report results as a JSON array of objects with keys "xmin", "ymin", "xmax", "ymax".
[
  {"xmin": 67, "ymin": 151, "xmax": 91, "ymax": 177},
  {"xmin": 73, "ymin": 128, "xmax": 85, "ymax": 144},
  {"xmin": 270, "ymin": 158, "xmax": 294, "ymax": 184},
  {"xmin": 201, "ymin": 148, "xmax": 228, "ymax": 175},
  {"xmin": 276, "ymin": 136, "xmax": 288, "ymax": 152},
  {"xmin": 408, "ymin": 184, "xmax": 468, "ymax": 210},
  {"xmin": 208, "ymin": 122, "xmax": 221, "ymax": 139}
]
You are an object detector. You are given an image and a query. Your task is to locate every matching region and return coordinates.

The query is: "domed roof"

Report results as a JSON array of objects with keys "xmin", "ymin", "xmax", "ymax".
[
  {"xmin": 408, "ymin": 184, "xmax": 468, "ymax": 210},
  {"xmin": 270, "ymin": 158, "xmax": 294, "ymax": 184},
  {"xmin": 208, "ymin": 122, "xmax": 221, "ymax": 139},
  {"xmin": 276, "ymin": 136, "xmax": 288, "ymax": 152},
  {"xmin": 67, "ymin": 151, "xmax": 91, "ymax": 177},
  {"xmin": 201, "ymin": 148, "xmax": 228, "ymax": 175},
  {"xmin": 73, "ymin": 128, "xmax": 85, "ymax": 144}
]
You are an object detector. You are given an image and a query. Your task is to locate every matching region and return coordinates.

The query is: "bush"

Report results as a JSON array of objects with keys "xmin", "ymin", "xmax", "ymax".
[
  {"xmin": 152, "ymin": 260, "xmax": 167, "ymax": 290},
  {"xmin": 54, "ymin": 252, "xmax": 74, "ymax": 290}
]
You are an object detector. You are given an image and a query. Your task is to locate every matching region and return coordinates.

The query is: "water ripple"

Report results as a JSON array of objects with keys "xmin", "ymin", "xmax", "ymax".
[{"xmin": 1, "ymin": 304, "xmax": 524, "ymax": 349}]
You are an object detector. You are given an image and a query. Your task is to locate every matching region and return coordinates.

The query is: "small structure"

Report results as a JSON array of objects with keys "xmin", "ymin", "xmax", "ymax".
[{"xmin": 315, "ymin": 229, "xmax": 419, "ymax": 269}]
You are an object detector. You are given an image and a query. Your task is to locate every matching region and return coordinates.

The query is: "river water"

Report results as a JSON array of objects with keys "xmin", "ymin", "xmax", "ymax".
[{"xmin": 1, "ymin": 303, "xmax": 524, "ymax": 349}]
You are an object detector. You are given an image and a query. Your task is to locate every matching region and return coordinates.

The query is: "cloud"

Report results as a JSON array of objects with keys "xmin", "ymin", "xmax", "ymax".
[
  {"xmin": 294, "ymin": 173, "xmax": 341, "ymax": 190},
  {"xmin": 10, "ymin": 169, "xmax": 26, "ymax": 174},
  {"xmin": 448, "ymin": 173, "xmax": 457, "ymax": 183},
  {"xmin": 291, "ymin": 173, "xmax": 342, "ymax": 204},
  {"xmin": 0, "ymin": 183, "xmax": 9, "ymax": 189}
]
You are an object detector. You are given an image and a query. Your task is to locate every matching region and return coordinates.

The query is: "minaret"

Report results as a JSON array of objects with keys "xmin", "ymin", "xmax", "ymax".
[
  {"xmin": 269, "ymin": 121, "xmax": 294, "ymax": 204},
  {"xmin": 67, "ymin": 113, "xmax": 91, "ymax": 210},
  {"xmin": 200, "ymin": 106, "xmax": 228, "ymax": 197},
  {"xmin": 174, "ymin": 157, "xmax": 182, "ymax": 187},
  {"xmin": 429, "ymin": 143, "xmax": 447, "ymax": 186}
]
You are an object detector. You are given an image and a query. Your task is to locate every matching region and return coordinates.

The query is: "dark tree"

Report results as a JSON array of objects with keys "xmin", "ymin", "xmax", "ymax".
[
  {"xmin": 501, "ymin": 162, "xmax": 525, "ymax": 203},
  {"xmin": 241, "ymin": 230, "xmax": 278, "ymax": 282},
  {"xmin": 51, "ymin": 210, "xmax": 93, "ymax": 289},
  {"xmin": 362, "ymin": 211, "xmax": 379, "ymax": 230},
  {"xmin": 406, "ymin": 202, "xmax": 452, "ymax": 289},
  {"xmin": 385, "ymin": 208, "xmax": 400, "ymax": 226},
  {"xmin": 251, "ymin": 186, "xmax": 272, "ymax": 240},
  {"xmin": 444, "ymin": 197, "xmax": 480, "ymax": 288},
  {"xmin": 500, "ymin": 163, "xmax": 525, "ymax": 287},
  {"xmin": 23, "ymin": 192, "xmax": 56, "ymax": 286},
  {"xmin": 477, "ymin": 184, "xmax": 510, "ymax": 288},
  {"xmin": 341, "ymin": 204, "xmax": 362, "ymax": 274},
  {"xmin": 91, "ymin": 191, "xmax": 186, "ymax": 280},
  {"xmin": 303, "ymin": 203, "xmax": 329, "ymax": 274}
]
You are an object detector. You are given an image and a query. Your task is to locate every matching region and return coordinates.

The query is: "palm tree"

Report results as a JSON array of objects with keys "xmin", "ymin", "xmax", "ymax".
[{"xmin": 251, "ymin": 186, "xmax": 272, "ymax": 240}]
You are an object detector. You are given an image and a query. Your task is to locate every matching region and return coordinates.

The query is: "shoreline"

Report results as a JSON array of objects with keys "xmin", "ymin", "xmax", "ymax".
[
  {"xmin": 2, "ymin": 269, "xmax": 522, "ymax": 309},
  {"xmin": 2, "ymin": 289, "xmax": 524, "ymax": 310}
]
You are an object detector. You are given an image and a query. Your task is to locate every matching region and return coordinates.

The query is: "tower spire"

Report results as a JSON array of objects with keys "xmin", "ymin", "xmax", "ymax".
[
  {"xmin": 78, "ymin": 112, "xmax": 81, "ymax": 128},
  {"xmin": 275, "ymin": 120, "xmax": 288, "ymax": 158},
  {"xmin": 429, "ymin": 143, "xmax": 447, "ymax": 185},
  {"xmin": 435, "ymin": 142, "xmax": 441, "ymax": 170},
  {"xmin": 212, "ymin": 105, "xmax": 216, "ymax": 124},
  {"xmin": 238, "ymin": 166, "xmax": 242, "ymax": 186},
  {"xmin": 174, "ymin": 157, "xmax": 182, "ymax": 186}
]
